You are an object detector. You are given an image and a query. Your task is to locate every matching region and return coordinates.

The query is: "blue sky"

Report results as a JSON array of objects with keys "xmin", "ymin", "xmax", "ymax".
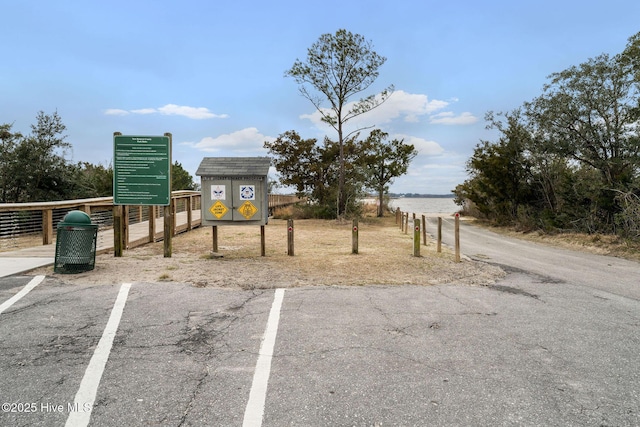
[{"xmin": 2, "ymin": 1, "xmax": 639, "ymax": 195}]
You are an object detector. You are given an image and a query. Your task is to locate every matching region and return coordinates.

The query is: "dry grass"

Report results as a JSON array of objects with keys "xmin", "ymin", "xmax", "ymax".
[{"xmin": 34, "ymin": 216, "xmax": 504, "ymax": 289}]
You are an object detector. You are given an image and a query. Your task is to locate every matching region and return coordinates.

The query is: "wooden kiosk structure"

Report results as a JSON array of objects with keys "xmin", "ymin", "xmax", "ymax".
[{"xmin": 196, "ymin": 157, "xmax": 270, "ymax": 255}]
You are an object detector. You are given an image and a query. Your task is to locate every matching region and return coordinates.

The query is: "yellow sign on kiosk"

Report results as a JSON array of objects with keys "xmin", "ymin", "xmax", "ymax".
[
  {"xmin": 238, "ymin": 200, "xmax": 258, "ymax": 219},
  {"xmin": 209, "ymin": 200, "xmax": 228, "ymax": 219}
]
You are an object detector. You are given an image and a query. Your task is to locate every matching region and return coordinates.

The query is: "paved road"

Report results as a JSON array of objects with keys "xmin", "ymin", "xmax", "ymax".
[
  {"xmin": 1, "ymin": 221, "xmax": 639, "ymax": 426},
  {"xmin": 428, "ymin": 216, "xmax": 640, "ymax": 300}
]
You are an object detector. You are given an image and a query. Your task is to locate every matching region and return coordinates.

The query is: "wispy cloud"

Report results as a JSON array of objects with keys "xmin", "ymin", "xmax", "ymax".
[
  {"xmin": 103, "ymin": 109, "xmax": 129, "ymax": 116},
  {"xmin": 429, "ymin": 111, "xmax": 478, "ymax": 125},
  {"xmin": 299, "ymin": 90, "xmax": 476, "ymax": 131},
  {"xmin": 104, "ymin": 104, "xmax": 228, "ymax": 119},
  {"xmin": 185, "ymin": 127, "xmax": 272, "ymax": 153},
  {"xmin": 393, "ymin": 134, "xmax": 445, "ymax": 156}
]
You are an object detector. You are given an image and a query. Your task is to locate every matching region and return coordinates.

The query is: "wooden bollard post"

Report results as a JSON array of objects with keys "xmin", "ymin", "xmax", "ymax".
[
  {"xmin": 422, "ymin": 214, "xmax": 427, "ymax": 246},
  {"xmin": 352, "ymin": 219, "xmax": 359, "ymax": 254},
  {"xmin": 455, "ymin": 213, "xmax": 461, "ymax": 263},
  {"xmin": 212, "ymin": 225, "xmax": 218, "ymax": 253},
  {"xmin": 404, "ymin": 213, "xmax": 409, "ymax": 234},
  {"xmin": 260, "ymin": 225, "xmax": 266, "ymax": 257},
  {"xmin": 287, "ymin": 219, "xmax": 294, "ymax": 256},
  {"xmin": 437, "ymin": 217, "xmax": 442, "ymax": 253},
  {"xmin": 413, "ymin": 218, "xmax": 421, "ymax": 257},
  {"xmin": 400, "ymin": 212, "xmax": 404, "ymax": 231}
]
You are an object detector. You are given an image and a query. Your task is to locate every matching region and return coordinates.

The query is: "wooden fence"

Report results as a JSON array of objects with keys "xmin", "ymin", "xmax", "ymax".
[{"xmin": 0, "ymin": 192, "xmax": 301, "ymax": 252}]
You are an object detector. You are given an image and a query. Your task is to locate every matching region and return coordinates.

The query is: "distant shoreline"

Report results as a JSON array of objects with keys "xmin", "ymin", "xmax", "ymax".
[{"xmin": 388, "ymin": 194, "xmax": 455, "ymax": 199}]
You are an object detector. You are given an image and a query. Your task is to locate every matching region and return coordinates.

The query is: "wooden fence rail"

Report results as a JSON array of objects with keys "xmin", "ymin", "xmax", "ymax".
[{"xmin": 0, "ymin": 192, "xmax": 302, "ymax": 252}]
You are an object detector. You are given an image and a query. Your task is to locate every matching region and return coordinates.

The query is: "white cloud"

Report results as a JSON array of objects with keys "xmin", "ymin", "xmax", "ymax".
[
  {"xmin": 383, "ymin": 90, "xmax": 450, "ymax": 122},
  {"xmin": 429, "ymin": 111, "xmax": 478, "ymax": 125},
  {"xmin": 188, "ymin": 127, "xmax": 272, "ymax": 153},
  {"xmin": 157, "ymin": 104, "xmax": 228, "ymax": 119},
  {"xmin": 300, "ymin": 90, "xmax": 449, "ymax": 130},
  {"xmin": 393, "ymin": 134, "xmax": 445, "ymax": 156},
  {"xmin": 298, "ymin": 90, "xmax": 478, "ymax": 133},
  {"xmin": 130, "ymin": 108, "xmax": 157, "ymax": 115},
  {"xmin": 104, "ymin": 104, "xmax": 228, "ymax": 119},
  {"xmin": 104, "ymin": 109, "xmax": 129, "ymax": 116}
]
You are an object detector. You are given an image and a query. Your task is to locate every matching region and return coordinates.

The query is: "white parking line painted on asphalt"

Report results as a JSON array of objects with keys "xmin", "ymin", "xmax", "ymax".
[
  {"xmin": 243, "ymin": 288, "xmax": 285, "ymax": 427},
  {"xmin": 0, "ymin": 275, "xmax": 45, "ymax": 315},
  {"xmin": 65, "ymin": 283, "xmax": 132, "ymax": 427}
]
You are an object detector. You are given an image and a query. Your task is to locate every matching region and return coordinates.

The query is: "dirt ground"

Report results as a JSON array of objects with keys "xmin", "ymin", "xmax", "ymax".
[{"xmin": 32, "ymin": 216, "xmax": 505, "ymax": 289}]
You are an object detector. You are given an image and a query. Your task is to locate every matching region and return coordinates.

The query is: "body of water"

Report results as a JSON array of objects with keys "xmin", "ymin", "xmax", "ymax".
[{"xmin": 388, "ymin": 197, "xmax": 460, "ymax": 216}]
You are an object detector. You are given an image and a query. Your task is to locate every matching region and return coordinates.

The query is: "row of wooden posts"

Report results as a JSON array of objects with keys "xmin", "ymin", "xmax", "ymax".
[
  {"xmin": 209, "ymin": 219, "xmax": 359, "ymax": 257},
  {"xmin": 209, "ymin": 210, "xmax": 460, "ymax": 261},
  {"xmin": 395, "ymin": 208, "xmax": 461, "ymax": 263}
]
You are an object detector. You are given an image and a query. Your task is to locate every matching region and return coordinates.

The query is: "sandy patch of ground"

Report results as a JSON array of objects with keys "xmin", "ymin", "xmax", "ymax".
[{"xmin": 32, "ymin": 217, "xmax": 505, "ymax": 289}]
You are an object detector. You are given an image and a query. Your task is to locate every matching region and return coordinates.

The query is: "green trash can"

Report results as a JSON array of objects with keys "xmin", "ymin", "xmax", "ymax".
[{"xmin": 54, "ymin": 210, "xmax": 99, "ymax": 274}]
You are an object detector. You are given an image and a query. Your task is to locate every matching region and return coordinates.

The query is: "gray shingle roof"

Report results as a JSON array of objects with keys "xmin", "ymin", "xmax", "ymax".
[{"xmin": 195, "ymin": 157, "xmax": 271, "ymax": 176}]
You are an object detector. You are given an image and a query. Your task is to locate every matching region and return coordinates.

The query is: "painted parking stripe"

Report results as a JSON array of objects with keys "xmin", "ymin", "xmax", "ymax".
[
  {"xmin": 243, "ymin": 288, "xmax": 285, "ymax": 427},
  {"xmin": 0, "ymin": 275, "xmax": 46, "ymax": 315},
  {"xmin": 65, "ymin": 283, "xmax": 132, "ymax": 427}
]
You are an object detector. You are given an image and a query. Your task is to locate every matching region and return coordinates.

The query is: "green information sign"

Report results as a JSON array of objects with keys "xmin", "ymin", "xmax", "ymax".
[{"xmin": 113, "ymin": 135, "xmax": 171, "ymax": 205}]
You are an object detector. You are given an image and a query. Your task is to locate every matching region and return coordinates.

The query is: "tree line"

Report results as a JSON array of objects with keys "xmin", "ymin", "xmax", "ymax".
[
  {"xmin": 265, "ymin": 128, "xmax": 416, "ymax": 218},
  {"xmin": 454, "ymin": 32, "xmax": 640, "ymax": 240},
  {"xmin": 0, "ymin": 111, "xmax": 196, "ymax": 203}
]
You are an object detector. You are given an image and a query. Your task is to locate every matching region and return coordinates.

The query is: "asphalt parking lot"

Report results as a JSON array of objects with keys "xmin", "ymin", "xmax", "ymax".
[{"xmin": 1, "ymin": 274, "xmax": 639, "ymax": 426}]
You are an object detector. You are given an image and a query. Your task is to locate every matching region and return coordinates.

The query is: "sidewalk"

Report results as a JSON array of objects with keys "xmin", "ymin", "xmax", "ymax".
[{"xmin": 0, "ymin": 210, "xmax": 200, "ymax": 278}]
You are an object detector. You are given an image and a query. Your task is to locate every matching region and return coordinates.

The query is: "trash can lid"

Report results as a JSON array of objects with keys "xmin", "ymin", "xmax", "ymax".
[{"xmin": 61, "ymin": 210, "xmax": 92, "ymax": 225}]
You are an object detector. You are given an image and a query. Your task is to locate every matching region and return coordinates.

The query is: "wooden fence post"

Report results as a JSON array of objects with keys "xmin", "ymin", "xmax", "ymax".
[
  {"xmin": 422, "ymin": 214, "xmax": 427, "ymax": 246},
  {"xmin": 395, "ymin": 207, "xmax": 400, "ymax": 225},
  {"xmin": 352, "ymin": 219, "xmax": 359, "ymax": 254},
  {"xmin": 148, "ymin": 206, "xmax": 156, "ymax": 242},
  {"xmin": 261, "ymin": 225, "xmax": 266, "ymax": 257},
  {"xmin": 187, "ymin": 195, "xmax": 193, "ymax": 230},
  {"xmin": 413, "ymin": 218, "xmax": 421, "ymax": 257},
  {"xmin": 42, "ymin": 209, "xmax": 53, "ymax": 245},
  {"xmin": 404, "ymin": 213, "xmax": 409, "ymax": 234},
  {"xmin": 287, "ymin": 219, "xmax": 294, "ymax": 256},
  {"xmin": 437, "ymin": 217, "xmax": 442, "ymax": 253},
  {"xmin": 455, "ymin": 213, "xmax": 461, "ymax": 263}
]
